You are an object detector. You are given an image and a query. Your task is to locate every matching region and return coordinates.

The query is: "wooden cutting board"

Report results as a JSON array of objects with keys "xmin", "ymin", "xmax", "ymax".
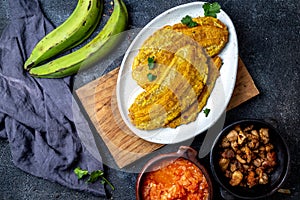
[{"xmin": 75, "ymin": 57, "xmax": 259, "ymax": 168}]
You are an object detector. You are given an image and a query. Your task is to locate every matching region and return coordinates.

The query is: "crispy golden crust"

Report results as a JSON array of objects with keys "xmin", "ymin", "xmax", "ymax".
[
  {"xmin": 129, "ymin": 16, "xmax": 228, "ymax": 130},
  {"xmin": 165, "ymin": 16, "xmax": 229, "ymax": 57},
  {"xmin": 166, "ymin": 56, "xmax": 222, "ymax": 128},
  {"xmin": 132, "ymin": 28, "xmax": 203, "ymax": 89},
  {"xmin": 132, "ymin": 17, "xmax": 228, "ymax": 89},
  {"xmin": 129, "ymin": 45, "xmax": 211, "ymax": 130}
]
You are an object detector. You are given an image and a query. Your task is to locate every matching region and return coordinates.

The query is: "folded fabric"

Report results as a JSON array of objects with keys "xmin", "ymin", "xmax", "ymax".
[{"xmin": 0, "ymin": 0, "xmax": 105, "ymax": 196}]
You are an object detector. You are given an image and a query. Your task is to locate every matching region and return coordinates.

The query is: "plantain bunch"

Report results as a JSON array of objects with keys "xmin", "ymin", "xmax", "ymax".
[{"xmin": 24, "ymin": 0, "xmax": 128, "ymax": 78}]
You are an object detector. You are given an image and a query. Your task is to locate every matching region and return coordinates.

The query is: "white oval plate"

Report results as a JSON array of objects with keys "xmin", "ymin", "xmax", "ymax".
[{"xmin": 116, "ymin": 2, "xmax": 238, "ymax": 144}]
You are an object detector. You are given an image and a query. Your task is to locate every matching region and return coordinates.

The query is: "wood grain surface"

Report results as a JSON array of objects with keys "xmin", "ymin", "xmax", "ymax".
[{"xmin": 76, "ymin": 57, "xmax": 259, "ymax": 168}]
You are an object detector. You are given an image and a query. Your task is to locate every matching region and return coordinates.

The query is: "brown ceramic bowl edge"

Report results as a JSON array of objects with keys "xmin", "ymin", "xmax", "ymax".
[{"xmin": 136, "ymin": 146, "xmax": 213, "ymax": 200}]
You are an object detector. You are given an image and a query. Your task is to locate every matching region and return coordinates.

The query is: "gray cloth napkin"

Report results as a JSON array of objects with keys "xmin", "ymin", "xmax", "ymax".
[{"xmin": 0, "ymin": 0, "xmax": 105, "ymax": 197}]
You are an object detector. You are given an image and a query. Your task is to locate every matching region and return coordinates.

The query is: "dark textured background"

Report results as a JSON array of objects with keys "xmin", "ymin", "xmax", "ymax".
[{"xmin": 0, "ymin": 0, "xmax": 299, "ymax": 199}]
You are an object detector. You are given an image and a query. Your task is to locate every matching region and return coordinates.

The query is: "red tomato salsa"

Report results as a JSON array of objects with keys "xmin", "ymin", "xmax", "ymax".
[{"xmin": 141, "ymin": 158, "xmax": 210, "ymax": 200}]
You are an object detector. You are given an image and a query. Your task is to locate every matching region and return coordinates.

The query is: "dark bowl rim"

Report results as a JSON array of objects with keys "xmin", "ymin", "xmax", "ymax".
[
  {"xmin": 136, "ymin": 146, "xmax": 213, "ymax": 200},
  {"xmin": 209, "ymin": 118, "xmax": 290, "ymax": 199}
]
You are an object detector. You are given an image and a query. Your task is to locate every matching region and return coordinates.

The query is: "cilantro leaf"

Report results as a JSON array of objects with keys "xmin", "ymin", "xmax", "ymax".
[
  {"xmin": 147, "ymin": 73, "xmax": 157, "ymax": 81},
  {"xmin": 74, "ymin": 167, "xmax": 115, "ymax": 191},
  {"xmin": 181, "ymin": 15, "xmax": 198, "ymax": 28},
  {"xmin": 148, "ymin": 56, "xmax": 155, "ymax": 70},
  {"xmin": 87, "ymin": 170, "xmax": 115, "ymax": 190},
  {"xmin": 203, "ymin": 2, "xmax": 221, "ymax": 18},
  {"xmin": 100, "ymin": 176, "xmax": 115, "ymax": 191},
  {"xmin": 74, "ymin": 167, "xmax": 89, "ymax": 179},
  {"xmin": 203, "ymin": 108, "xmax": 211, "ymax": 117},
  {"xmin": 87, "ymin": 170, "xmax": 104, "ymax": 183}
]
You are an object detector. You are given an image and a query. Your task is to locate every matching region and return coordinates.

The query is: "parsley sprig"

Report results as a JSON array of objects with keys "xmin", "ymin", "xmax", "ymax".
[
  {"xmin": 181, "ymin": 15, "xmax": 198, "ymax": 27},
  {"xmin": 203, "ymin": 2, "xmax": 221, "ymax": 18},
  {"xmin": 74, "ymin": 167, "xmax": 115, "ymax": 191},
  {"xmin": 148, "ymin": 56, "xmax": 156, "ymax": 70},
  {"xmin": 147, "ymin": 56, "xmax": 157, "ymax": 81},
  {"xmin": 147, "ymin": 73, "xmax": 157, "ymax": 81},
  {"xmin": 203, "ymin": 108, "xmax": 211, "ymax": 117}
]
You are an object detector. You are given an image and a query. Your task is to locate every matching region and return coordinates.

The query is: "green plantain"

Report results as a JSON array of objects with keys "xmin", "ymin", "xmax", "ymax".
[
  {"xmin": 24, "ymin": 0, "xmax": 104, "ymax": 70},
  {"xmin": 29, "ymin": 0, "xmax": 128, "ymax": 78}
]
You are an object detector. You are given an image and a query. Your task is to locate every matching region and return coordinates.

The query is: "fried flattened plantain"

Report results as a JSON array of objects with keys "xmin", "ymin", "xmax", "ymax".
[
  {"xmin": 129, "ymin": 44, "xmax": 210, "ymax": 130},
  {"xmin": 132, "ymin": 28, "xmax": 202, "ymax": 89},
  {"xmin": 132, "ymin": 17, "xmax": 228, "ymax": 89},
  {"xmin": 165, "ymin": 16, "xmax": 229, "ymax": 57},
  {"xmin": 129, "ymin": 16, "xmax": 228, "ymax": 130},
  {"xmin": 166, "ymin": 56, "xmax": 222, "ymax": 128}
]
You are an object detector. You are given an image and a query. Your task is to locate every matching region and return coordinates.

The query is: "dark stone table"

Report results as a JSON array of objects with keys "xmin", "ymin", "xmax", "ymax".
[{"xmin": 0, "ymin": 0, "xmax": 299, "ymax": 199}]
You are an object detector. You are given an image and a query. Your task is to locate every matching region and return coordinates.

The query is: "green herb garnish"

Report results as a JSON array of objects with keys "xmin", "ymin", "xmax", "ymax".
[
  {"xmin": 203, "ymin": 2, "xmax": 221, "ymax": 18},
  {"xmin": 203, "ymin": 108, "xmax": 211, "ymax": 117},
  {"xmin": 74, "ymin": 167, "xmax": 115, "ymax": 190},
  {"xmin": 74, "ymin": 167, "xmax": 89, "ymax": 179},
  {"xmin": 87, "ymin": 170, "xmax": 104, "ymax": 183},
  {"xmin": 147, "ymin": 73, "xmax": 157, "ymax": 81},
  {"xmin": 148, "ymin": 56, "xmax": 156, "ymax": 70},
  {"xmin": 181, "ymin": 15, "xmax": 198, "ymax": 27}
]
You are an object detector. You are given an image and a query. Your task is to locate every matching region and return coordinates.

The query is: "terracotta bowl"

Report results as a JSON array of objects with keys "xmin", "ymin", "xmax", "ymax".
[
  {"xmin": 210, "ymin": 119, "xmax": 290, "ymax": 199},
  {"xmin": 136, "ymin": 146, "xmax": 213, "ymax": 200}
]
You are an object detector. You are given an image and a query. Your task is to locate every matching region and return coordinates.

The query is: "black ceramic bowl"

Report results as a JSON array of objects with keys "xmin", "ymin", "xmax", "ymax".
[{"xmin": 210, "ymin": 119, "xmax": 290, "ymax": 199}]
